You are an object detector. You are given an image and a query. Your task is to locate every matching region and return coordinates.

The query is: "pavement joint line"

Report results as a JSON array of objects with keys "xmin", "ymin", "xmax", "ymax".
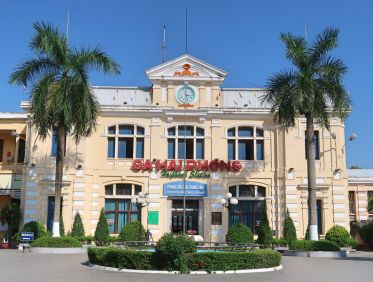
[{"xmin": 88, "ymin": 263, "xmax": 283, "ymax": 274}]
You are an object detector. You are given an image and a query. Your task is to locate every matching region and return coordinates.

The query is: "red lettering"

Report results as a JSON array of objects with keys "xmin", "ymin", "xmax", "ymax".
[
  {"xmin": 209, "ymin": 159, "xmax": 219, "ymax": 171},
  {"xmin": 186, "ymin": 160, "xmax": 197, "ymax": 171},
  {"xmin": 231, "ymin": 161, "xmax": 242, "ymax": 171},
  {"xmin": 132, "ymin": 159, "xmax": 143, "ymax": 171},
  {"xmin": 219, "ymin": 160, "xmax": 231, "ymax": 171},
  {"xmin": 197, "ymin": 160, "xmax": 209, "ymax": 171},
  {"xmin": 143, "ymin": 159, "xmax": 153, "ymax": 171},
  {"xmin": 168, "ymin": 160, "xmax": 176, "ymax": 171},
  {"xmin": 177, "ymin": 160, "xmax": 183, "ymax": 171},
  {"xmin": 156, "ymin": 160, "xmax": 168, "ymax": 170}
]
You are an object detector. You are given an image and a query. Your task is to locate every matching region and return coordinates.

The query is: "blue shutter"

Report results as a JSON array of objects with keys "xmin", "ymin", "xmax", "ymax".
[
  {"xmin": 136, "ymin": 138, "xmax": 144, "ymax": 158},
  {"xmin": 51, "ymin": 131, "xmax": 58, "ymax": 157},
  {"xmin": 107, "ymin": 138, "xmax": 115, "ymax": 158},
  {"xmin": 228, "ymin": 140, "xmax": 235, "ymax": 160},
  {"xmin": 168, "ymin": 139, "xmax": 175, "ymax": 159},
  {"xmin": 178, "ymin": 140, "xmax": 185, "ymax": 159},
  {"xmin": 196, "ymin": 139, "xmax": 204, "ymax": 159},
  {"xmin": 256, "ymin": 140, "xmax": 264, "ymax": 160}
]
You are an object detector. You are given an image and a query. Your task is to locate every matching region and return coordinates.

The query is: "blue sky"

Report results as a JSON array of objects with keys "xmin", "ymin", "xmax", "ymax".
[{"xmin": 0, "ymin": 0, "xmax": 371, "ymax": 168}]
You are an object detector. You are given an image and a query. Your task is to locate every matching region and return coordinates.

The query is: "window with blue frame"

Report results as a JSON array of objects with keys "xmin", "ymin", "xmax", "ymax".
[
  {"xmin": 51, "ymin": 130, "xmax": 58, "ymax": 157},
  {"xmin": 107, "ymin": 125, "xmax": 145, "ymax": 159},
  {"xmin": 167, "ymin": 126, "xmax": 204, "ymax": 159},
  {"xmin": 104, "ymin": 183, "xmax": 142, "ymax": 234},
  {"xmin": 305, "ymin": 130, "xmax": 320, "ymax": 160},
  {"xmin": 227, "ymin": 127, "xmax": 264, "ymax": 160}
]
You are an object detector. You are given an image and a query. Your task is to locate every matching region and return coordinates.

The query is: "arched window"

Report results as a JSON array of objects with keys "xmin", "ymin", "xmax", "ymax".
[
  {"xmin": 227, "ymin": 126, "xmax": 264, "ymax": 161},
  {"xmin": 167, "ymin": 125, "xmax": 204, "ymax": 159},
  {"xmin": 104, "ymin": 183, "xmax": 142, "ymax": 234},
  {"xmin": 228, "ymin": 184, "xmax": 267, "ymax": 235},
  {"xmin": 107, "ymin": 125, "xmax": 145, "ymax": 159}
]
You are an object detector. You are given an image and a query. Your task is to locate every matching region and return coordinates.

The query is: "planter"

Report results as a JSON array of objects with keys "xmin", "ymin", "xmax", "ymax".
[
  {"xmin": 30, "ymin": 247, "xmax": 87, "ymax": 254},
  {"xmin": 1, "ymin": 242, "xmax": 10, "ymax": 249},
  {"xmin": 283, "ymin": 250, "xmax": 347, "ymax": 258}
]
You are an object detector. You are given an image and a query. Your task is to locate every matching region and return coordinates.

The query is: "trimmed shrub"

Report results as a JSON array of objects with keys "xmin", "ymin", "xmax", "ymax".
[
  {"xmin": 358, "ymin": 223, "xmax": 373, "ymax": 249},
  {"xmin": 346, "ymin": 238, "xmax": 358, "ymax": 249},
  {"xmin": 71, "ymin": 212, "xmax": 85, "ymax": 237},
  {"xmin": 271, "ymin": 238, "xmax": 288, "ymax": 247},
  {"xmin": 256, "ymin": 207, "xmax": 273, "ymax": 247},
  {"xmin": 226, "ymin": 223, "xmax": 254, "ymax": 244},
  {"xmin": 119, "ymin": 221, "xmax": 146, "ymax": 241},
  {"xmin": 88, "ymin": 247, "xmax": 281, "ymax": 272},
  {"xmin": 60, "ymin": 215, "xmax": 65, "ymax": 236},
  {"xmin": 20, "ymin": 221, "xmax": 48, "ymax": 240},
  {"xmin": 88, "ymin": 248, "xmax": 153, "ymax": 270},
  {"xmin": 31, "ymin": 236, "xmax": 82, "ymax": 248},
  {"xmin": 283, "ymin": 209, "xmax": 297, "ymax": 243},
  {"xmin": 95, "ymin": 209, "xmax": 109, "ymax": 245},
  {"xmin": 155, "ymin": 233, "xmax": 197, "ymax": 271},
  {"xmin": 290, "ymin": 240, "xmax": 340, "ymax": 251},
  {"xmin": 186, "ymin": 250, "xmax": 281, "ymax": 272},
  {"xmin": 77, "ymin": 236, "xmax": 95, "ymax": 244},
  {"xmin": 325, "ymin": 225, "xmax": 351, "ymax": 247}
]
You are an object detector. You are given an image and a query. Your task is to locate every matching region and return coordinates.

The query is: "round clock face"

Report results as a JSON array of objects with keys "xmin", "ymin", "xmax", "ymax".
[{"xmin": 176, "ymin": 85, "xmax": 196, "ymax": 104}]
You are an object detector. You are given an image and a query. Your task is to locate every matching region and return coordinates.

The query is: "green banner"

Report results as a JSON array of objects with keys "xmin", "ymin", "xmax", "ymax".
[{"xmin": 148, "ymin": 211, "xmax": 159, "ymax": 225}]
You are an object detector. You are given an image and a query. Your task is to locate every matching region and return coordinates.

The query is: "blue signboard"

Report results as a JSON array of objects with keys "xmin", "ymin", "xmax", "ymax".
[
  {"xmin": 163, "ymin": 181, "xmax": 208, "ymax": 197},
  {"xmin": 20, "ymin": 232, "xmax": 34, "ymax": 242}
]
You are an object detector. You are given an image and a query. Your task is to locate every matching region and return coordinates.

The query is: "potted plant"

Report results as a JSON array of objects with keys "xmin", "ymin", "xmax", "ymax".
[{"xmin": 1, "ymin": 232, "xmax": 10, "ymax": 249}]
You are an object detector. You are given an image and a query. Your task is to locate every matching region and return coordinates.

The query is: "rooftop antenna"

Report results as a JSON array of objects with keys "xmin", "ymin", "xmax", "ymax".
[
  {"xmin": 162, "ymin": 25, "xmax": 166, "ymax": 63},
  {"xmin": 304, "ymin": 22, "xmax": 308, "ymax": 43},
  {"xmin": 185, "ymin": 8, "xmax": 188, "ymax": 54}
]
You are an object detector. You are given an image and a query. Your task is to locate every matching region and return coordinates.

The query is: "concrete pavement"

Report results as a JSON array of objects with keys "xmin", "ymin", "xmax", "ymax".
[{"xmin": 0, "ymin": 250, "xmax": 372, "ymax": 282}]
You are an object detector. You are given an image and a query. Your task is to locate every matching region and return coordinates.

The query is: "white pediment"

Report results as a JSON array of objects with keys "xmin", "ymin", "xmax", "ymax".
[{"xmin": 145, "ymin": 54, "xmax": 227, "ymax": 84}]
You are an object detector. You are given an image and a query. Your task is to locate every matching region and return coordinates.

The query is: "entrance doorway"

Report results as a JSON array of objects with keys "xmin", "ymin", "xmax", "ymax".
[
  {"xmin": 316, "ymin": 199, "xmax": 323, "ymax": 235},
  {"xmin": 171, "ymin": 200, "xmax": 199, "ymax": 234}
]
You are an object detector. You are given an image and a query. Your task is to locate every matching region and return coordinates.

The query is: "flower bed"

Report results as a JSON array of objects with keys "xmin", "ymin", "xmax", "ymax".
[{"xmin": 88, "ymin": 247, "xmax": 282, "ymax": 273}]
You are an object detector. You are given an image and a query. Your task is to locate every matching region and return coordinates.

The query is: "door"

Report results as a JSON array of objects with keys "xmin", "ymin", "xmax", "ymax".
[
  {"xmin": 47, "ymin": 196, "xmax": 63, "ymax": 231},
  {"xmin": 171, "ymin": 200, "xmax": 199, "ymax": 234},
  {"xmin": 316, "ymin": 200, "xmax": 323, "ymax": 235}
]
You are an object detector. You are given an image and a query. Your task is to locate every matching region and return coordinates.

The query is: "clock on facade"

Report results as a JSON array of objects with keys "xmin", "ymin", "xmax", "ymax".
[{"xmin": 175, "ymin": 85, "xmax": 197, "ymax": 104}]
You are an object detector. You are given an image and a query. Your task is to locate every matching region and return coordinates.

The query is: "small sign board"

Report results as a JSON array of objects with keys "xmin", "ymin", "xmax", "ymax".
[
  {"xmin": 163, "ymin": 181, "xmax": 208, "ymax": 197},
  {"xmin": 20, "ymin": 232, "xmax": 34, "ymax": 242},
  {"xmin": 148, "ymin": 211, "xmax": 159, "ymax": 225},
  {"xmin": 107, "ymin": 218, "xmax": 115, "ymax": 225}
]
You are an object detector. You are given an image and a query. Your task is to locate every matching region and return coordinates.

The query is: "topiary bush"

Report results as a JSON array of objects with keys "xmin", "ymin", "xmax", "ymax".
[
  {"xmin": 185, "ymin": 250, "xmax": 282, "ymax": 272},
  {"xmin": 95, "ymin": 209, "xmax": 109, "ymax": 245},
  {"xmin": 256, "ymin": 207, "xmax": 273, "ymax": 247},
  {"xmin": 155, "ymin": 233, "xmax": 197, "ymax": 272},
  {"xmin": 283, "ymin": 209, "xmax": 297, "ymax": 243},
  {"xmin": 31, "ymin": 236, "xmax": 82, "ymax": 248},
  {"xmin": 358, "ymin": 223, "xmax": 373, "ymax": 249},
  {"xmin": 88, "ymin": 248, "xmax": 153, "ymax": 270},
  {"xmin": 119, "ymin": 221, "xmax": 146, "ymax": 241},
  {"xmin": 226, "ymin": 223, "xmax": 254, "ymax": 244},
  {"xmin": 20, "ymin": 221, "xmax": 48, "ymax": 240},
  {"xmin": 325, "ymin": 225, "xmax": 351, "ymax": 247},
  {"xmin": 290, "ymin": 240, "xmax": 340, "ymax": 251},
  {"xmin": 71, "ymin": 212, "xmax": 85, "ymax": 237}
]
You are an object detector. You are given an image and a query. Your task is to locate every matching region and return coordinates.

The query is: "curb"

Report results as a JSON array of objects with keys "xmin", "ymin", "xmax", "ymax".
[
  {"xmin": 283, "ymin": 250, "xmax": 347, "ymax": 258},
  {"xmin": 88, "ymin": 263, "xmax": 283, "ymax": 274},
  {"xmin": 30, "ymin": 247, "xmax": 87, "ymax": 254}
]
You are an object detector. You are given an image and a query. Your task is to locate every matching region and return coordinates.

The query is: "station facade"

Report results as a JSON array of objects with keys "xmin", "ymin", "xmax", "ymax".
[{"xmin": 4, "ymin": 54, "xmax": 353, "ymax": 241}]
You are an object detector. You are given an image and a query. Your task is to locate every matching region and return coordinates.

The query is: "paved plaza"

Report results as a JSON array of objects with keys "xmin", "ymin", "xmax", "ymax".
[{"xmin": 0, "ymin": 250, "xmax": 372, "ymax": 282}]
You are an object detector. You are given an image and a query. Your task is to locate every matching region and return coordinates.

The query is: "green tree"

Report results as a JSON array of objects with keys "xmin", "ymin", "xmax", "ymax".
[
  {"xmin": 71, "ymin": 212, "xmax": 85, "ymax": 237},
  {"xmin": 262, "ymin": 28, "xmax": 350, "ymax": 240},
  {"xmin": 257, "ymin": 206, "xmax": 273, "ymax": 247},
  {"xmin": 95, "ymin": 209, "xmax": 109, "ymax": 245},
  {"xmin": 9, "ymin": 22, "xmax": 120, "ymax": 237},
  {"xmin": 226, "ymin": 223, "xmax": 254, "ymax": 244},
  {"xmin": 0, "ymin": 202, "xmax": 20, "ymax": 239},
  {"xmin": 283, "ymin": 209, "xmax": 297, "ymax": 243},
  {"xmin": 59, "ymin": 214, "xmax": 65, "ymax": 236},
  {"xmin": 119, "ymin": 221, "xmax": 146, "ymax": 241}
]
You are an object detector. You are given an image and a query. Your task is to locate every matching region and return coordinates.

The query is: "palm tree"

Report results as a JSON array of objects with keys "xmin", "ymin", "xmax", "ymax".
[
  {"xmin": 262, "ymin": 28, "xmax": 350, "ymax": 240},
  {"xmin": 9, "ymin": 22, "xmax": 120, "ymax": 237}
]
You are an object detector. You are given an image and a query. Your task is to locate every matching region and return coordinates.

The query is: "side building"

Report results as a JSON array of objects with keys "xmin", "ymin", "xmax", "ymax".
[
  {"xmin": 19, "ymin": 54, "xmax": 350, "ymax": 241},
  {"xmin": 0, "ymin": 113, "xmax": 28, "ymax": 239}
]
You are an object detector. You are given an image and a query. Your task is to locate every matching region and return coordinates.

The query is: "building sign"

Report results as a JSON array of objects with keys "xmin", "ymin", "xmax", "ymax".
[
  {"xmin": 148, "ymin": 211, "xmax": 159, "ymax": 225},
  {"xmin": 132, "ymin": 159, "xmax": 242, "ymax": 172},
  {"xmin": 20, "ymin": 232, "xmax": 34, "ymax": 242},
  {"xmin": 163, "ymin": 181, "xmax": 208, "ymax": 197},
  {"xmin": 160, "ymin": 170, "xmax": 210, "ymax": 179}
]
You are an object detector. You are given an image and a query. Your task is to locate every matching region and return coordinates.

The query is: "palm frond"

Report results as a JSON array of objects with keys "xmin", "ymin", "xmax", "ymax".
[
  {"xmin": 310, "ymin": 28, "xmax": 339, "ymax": 66},
  {"xmin": 280, "ymin": 32, "xmax": 308, "ymax": 70}
]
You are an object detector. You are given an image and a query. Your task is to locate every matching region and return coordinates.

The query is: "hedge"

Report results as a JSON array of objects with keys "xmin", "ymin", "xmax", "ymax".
[
  {"xmin": 325, "ymin": 225, "xmax": 351, "ymax": 247},
  {"xmin": 119, "ymin": 221, "xmax": 146, "ymax": 242},
  {"xmin": 88, "ymin": 248, "xmax": 153, "ymax": 270},
  {"xmin": 226, "ymin": 223, "xmax": 254, "ymax": 244},
  {"xmin": 185, "ymin": 250, "xmax": 281, "ymax": 272},
  {"xmin": 31, "ymin": 236, "xmax": 82, "ymax": 248},
  {"xmin": 88, "ymin": 248, "xmax": 282, "ymax": 272},
  {"xmin": 20, "ymin": 221, "xmax": 48, "ymax": 240},
  {"xmin": 289, "ymin": 240, "xmax": 340, "ymax": 251}
]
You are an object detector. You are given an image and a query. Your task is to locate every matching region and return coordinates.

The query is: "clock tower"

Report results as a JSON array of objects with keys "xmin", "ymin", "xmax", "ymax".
[{"xmin": 145, "ymin": 54, "xmax": 227, "ymax": 108}]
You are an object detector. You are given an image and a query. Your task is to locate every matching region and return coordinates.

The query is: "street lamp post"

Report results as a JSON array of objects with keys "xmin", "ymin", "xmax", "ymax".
[
  {"xmin": 220, "ymin": 193, "xmax": 239, "ymax": 208},
  {"xmin": 131, "ymin": 192, "xmax": 149, "ymax": 242}
]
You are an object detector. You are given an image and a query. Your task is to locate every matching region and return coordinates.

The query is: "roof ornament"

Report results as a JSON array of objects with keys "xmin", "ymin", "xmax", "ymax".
[{"xmin": 174, "ymin": 63, "xmax": 199, "ymax": 76}]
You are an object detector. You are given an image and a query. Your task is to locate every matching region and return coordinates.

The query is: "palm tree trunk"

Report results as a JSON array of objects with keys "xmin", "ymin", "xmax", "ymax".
[
  {"xmin": 52, "ymin": 130, "xmax": 66, "ymax": 237},
  {"xmin": 306, "ymin": 115, "xmax": 318, "ymax": 240}
]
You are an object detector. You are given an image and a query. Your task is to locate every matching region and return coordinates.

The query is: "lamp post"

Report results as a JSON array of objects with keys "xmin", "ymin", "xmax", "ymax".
[
  {"xmin": 131, "ymin": 192, "xmax": 149, "ymax": 242},
  {"xmin": 220, "ymin": 193, "xmax": 239, "ymax": 208}
]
